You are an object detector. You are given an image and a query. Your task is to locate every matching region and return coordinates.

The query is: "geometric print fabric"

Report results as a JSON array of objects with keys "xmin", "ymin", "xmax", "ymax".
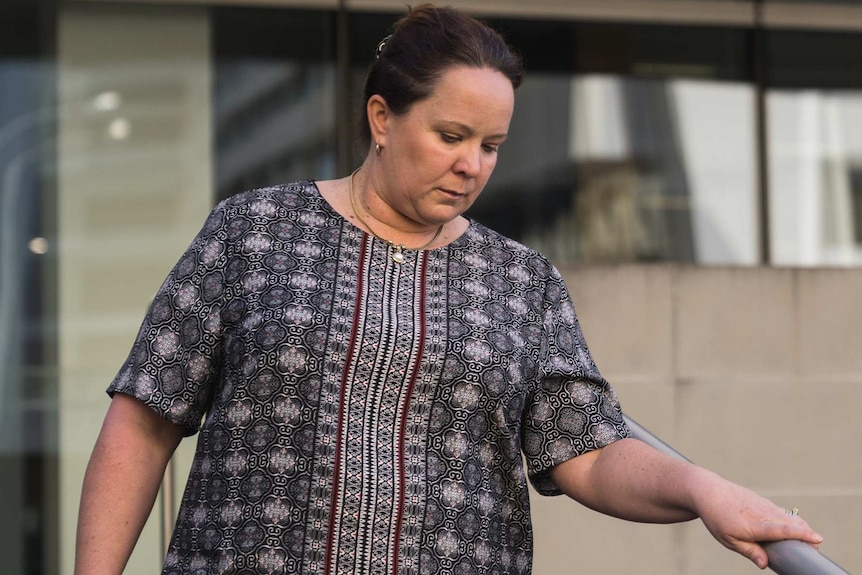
[{"xmin": 108, "ymin": 181, "xmax": 629, "ymax": 575}]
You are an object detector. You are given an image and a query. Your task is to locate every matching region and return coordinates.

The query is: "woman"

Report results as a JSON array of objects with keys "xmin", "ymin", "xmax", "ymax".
[{"xmin": 75, "ymin": 5, "xmax": 822, "ymax": 574}]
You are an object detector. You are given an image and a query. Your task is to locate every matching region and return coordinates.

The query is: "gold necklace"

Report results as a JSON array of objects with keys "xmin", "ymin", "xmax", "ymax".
[{"xmin": 348, "ymin": 168, "xmax": 444, "ymax": 264}]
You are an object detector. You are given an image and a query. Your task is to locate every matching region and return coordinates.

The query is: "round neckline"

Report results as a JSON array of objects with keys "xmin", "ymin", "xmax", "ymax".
[{"xmin": 308, "ymin": 178, "xmax": 473, "ymax": 253}]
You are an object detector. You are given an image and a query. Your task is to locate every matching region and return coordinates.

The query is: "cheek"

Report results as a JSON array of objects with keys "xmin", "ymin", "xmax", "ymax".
[
  {"xmin": 469, "ymin": 160, "xmax": 497, "ymax": 197},
  {"xmin": 479, "ymin": 155, "xmax": 498, "ymax": 179}
]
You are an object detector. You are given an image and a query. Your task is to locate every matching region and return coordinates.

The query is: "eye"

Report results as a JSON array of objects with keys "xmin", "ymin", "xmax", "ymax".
[
  {"xmin": 440, "ymin": 132, "xmax": 461, "ymax": 144},
  {"xmin": 482, "ymin": 143, "xmax": 500, "ymax": 154}
]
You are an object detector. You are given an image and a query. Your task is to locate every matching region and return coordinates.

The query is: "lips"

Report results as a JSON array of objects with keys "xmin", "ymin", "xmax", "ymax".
[{"xmin": 439, "ymin": 188, "xmax": 465, "ymax": 198}]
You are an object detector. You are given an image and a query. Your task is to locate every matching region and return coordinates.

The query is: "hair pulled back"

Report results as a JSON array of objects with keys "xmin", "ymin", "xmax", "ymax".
[{"xmin": 360, "ymin": 4, "xmax": 523, "ymax": 142}]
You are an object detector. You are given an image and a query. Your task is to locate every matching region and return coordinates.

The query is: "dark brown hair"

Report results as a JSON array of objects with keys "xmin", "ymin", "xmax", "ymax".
[{"xmin": 360, "ymin": 4, "xmax": 523, "ymax": 142}]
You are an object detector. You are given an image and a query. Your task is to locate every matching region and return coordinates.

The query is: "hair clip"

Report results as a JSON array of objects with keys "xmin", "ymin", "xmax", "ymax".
[{"xmin": 375, "ymin": 34, "xmax": 393, "ymax": 59}]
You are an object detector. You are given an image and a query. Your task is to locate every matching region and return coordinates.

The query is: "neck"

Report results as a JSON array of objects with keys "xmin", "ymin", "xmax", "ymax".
[{"xmin": 348, "ymin": 167, "xmax": 444, "ymax": 253}]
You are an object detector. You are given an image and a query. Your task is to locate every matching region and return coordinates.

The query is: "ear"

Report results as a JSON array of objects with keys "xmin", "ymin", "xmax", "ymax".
[{"xmin": 366, "ymin": 94, "xmax": 390, "ymax": 148}]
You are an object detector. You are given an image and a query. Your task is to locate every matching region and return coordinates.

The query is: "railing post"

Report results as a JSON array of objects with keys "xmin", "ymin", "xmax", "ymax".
[{"xmin": 622, "ymin": 414, "xmax": 851, "ymax": 575}]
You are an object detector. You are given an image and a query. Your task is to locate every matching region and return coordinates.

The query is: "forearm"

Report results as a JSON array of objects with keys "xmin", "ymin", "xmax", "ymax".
[
  {"xmin": 550, "ymin": 437, "xmax": 711, "ymax": 523},
  {"xmin": 550, "ymin": 437, "xmax": 823, "ymax": 569},
  {"xmin": 75, "ymin": 394, "xmax": 183, "ymax": 575}
]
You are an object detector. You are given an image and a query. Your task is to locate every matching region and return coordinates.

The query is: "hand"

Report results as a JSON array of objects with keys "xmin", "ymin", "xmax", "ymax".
[{"xmin": 692, "ymin": 474, "xmax": 824, "ymax": 569}]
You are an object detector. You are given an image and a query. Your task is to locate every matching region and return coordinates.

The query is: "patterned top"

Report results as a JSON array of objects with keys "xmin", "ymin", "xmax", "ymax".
[{"xmin": 108, "ymin": 181, "xmax": 629, "ymax": 575}]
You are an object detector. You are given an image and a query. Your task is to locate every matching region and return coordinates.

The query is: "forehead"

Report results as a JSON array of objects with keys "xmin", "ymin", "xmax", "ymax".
[{"xmin": 410, "ymin": 66, "xmax": 515, "ymax": 133}]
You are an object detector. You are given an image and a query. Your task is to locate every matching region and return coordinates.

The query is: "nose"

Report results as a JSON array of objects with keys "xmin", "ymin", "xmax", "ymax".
[{"xmin": 454, "ymin": 144, "xmax": 482, "ymax": 177}]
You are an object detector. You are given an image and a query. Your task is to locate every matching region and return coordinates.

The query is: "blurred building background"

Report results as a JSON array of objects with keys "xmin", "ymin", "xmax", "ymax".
[{"xmin": 1, "ymin": 0, "xmax": 860, "ymax": 573}]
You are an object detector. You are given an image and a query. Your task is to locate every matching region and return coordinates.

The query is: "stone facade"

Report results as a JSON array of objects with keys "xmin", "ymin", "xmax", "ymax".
[{"xmin": 530, "ymin": 265, "xmax": 862, "ymax": 574}]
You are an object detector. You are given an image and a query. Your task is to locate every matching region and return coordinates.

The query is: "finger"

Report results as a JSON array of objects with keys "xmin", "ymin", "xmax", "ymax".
[
  {"xmin": 735, "ymin": 541, "xmax": 769, "ymax": 570},
  {"xmin": 781, "ymin": 520, "xmax": 824, "ymax": 546},
  {"xmin": 755, "ymin": 517, "xmax": 824, "ymax": 546},
  {"xmin": 773, "ymin": 512, "xmax": 816, "ymax": 536}
]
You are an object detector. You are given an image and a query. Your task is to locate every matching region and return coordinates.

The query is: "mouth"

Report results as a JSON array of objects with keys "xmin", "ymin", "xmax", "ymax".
[{"xmin": 439, "ymin": 187, "xmax": 465, "ymax": 199}]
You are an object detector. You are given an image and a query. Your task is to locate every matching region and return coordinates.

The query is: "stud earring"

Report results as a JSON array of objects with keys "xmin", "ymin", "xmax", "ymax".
[{"xmin": 375, "ymin": 143, "xmax": 383, "ymax": 155}]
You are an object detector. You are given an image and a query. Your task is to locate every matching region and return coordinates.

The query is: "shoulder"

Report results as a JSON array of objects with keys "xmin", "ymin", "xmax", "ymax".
[
  {"xmin": 203, "ymin": 180, "xmax": 329, "ymax": 232},
  {"xmin": 461, "ymin": 219, "xmax": 559, "ymax": 281},
  {"xmin": 218, "ymin": 179, "xmax": 320, "ymax": 212},
  {"xmin": 193, "ymin": 180, "xmax": 330, "ymax": 247}
]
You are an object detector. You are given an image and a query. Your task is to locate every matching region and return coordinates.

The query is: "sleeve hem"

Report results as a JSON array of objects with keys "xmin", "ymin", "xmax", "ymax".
[
  {"xmin": 106, "ymin": 386, "xmax": 201, "ymax": 437},
  {"xmin": 527, "ymin": 424, "xmax": 630, "ymax": 496}
]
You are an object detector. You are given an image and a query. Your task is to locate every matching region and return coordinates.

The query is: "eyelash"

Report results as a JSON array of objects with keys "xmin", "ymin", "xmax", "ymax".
[{"xmin": 440, "ymin": 132, "xmax": 499, "ymax": 153}]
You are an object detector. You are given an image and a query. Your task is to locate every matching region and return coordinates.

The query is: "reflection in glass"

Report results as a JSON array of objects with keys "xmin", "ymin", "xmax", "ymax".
[
  {"xmin": 769, "ymin": 90, "xmax": 862, "ymax": 265},
  {"xmin": 468, "ymin": 19, "xmax": 758, "ymax": 265},
  {"xmin": 0, "ymin": 3, "xmax": 58, "ymax": 574},
  {"xmin": 768, "ymin": 30, "xmax": 862, "ymax": 266},
  {"xmin": 475, "ymin": 74, "xmax": 757, "ymax": 265},
  {"xmin": 212, "ymin": 8, "xmax": 337, "ymax": 201}
]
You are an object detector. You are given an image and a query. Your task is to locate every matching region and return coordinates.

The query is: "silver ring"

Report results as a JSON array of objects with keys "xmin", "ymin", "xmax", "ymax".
[{"xmin": 785, "ymin": 507, "xmax": 799, "ymax": 517}]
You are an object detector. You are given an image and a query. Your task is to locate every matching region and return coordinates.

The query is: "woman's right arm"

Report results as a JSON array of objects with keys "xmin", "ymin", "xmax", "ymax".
[{"xmin": 75, "ymin": 393, "xmax": 185, "ymax": 575}]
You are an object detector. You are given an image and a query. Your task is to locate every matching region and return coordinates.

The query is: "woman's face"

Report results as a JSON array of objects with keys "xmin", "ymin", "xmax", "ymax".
[{"xmin": 370, "ymin": 65, "xmax": 515, "ymax": 230}]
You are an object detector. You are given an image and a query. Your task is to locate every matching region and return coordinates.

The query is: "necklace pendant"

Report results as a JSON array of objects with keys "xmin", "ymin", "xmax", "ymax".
[{"xmin": 391, "ymin": 245, "xmax": 405, "ymax": 264}]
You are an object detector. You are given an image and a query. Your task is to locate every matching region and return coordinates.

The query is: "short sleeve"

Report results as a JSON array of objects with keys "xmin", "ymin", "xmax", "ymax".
[
  {"xmin": 107, "ymin": 201, "xmax": 229, "ymax": 435},
  {"xmin": 522, "ymin": 265, "xmax": 630, "ymax": 496}
]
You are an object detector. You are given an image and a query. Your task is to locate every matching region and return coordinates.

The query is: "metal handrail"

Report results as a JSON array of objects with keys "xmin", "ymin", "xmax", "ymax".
[{"xmin": 623, "ymin": 414, "xmax": 851, "ymax": 575}]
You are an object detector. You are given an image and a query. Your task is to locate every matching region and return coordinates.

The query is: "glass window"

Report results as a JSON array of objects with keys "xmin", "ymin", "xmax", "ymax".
[
  {"xmin": 212, "ymin": 7, "xmax": 338, "ymax": 201},
  {"xmin": 345, "ymin": 11, "xmax": 399, "ymax": 168},
  {"xmin": 0, "ymin": 2, "xmax": 58, "ymax": 574},
  {"xmin": 767, "ymin": 30, "xmax": 862, "ymax": 265},
  {"xmin": 471, "ymin": 20, "xmax": 759, "ymax": 265}
]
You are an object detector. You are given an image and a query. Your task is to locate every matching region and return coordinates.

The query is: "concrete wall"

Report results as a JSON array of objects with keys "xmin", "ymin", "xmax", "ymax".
[
  {"xmin": 530, "ymin": 265, "xmax": 862, "ymax": 574},
  {"xmin": 57, "ymin": 5, "xmax": 210, "ymax": 573}
]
